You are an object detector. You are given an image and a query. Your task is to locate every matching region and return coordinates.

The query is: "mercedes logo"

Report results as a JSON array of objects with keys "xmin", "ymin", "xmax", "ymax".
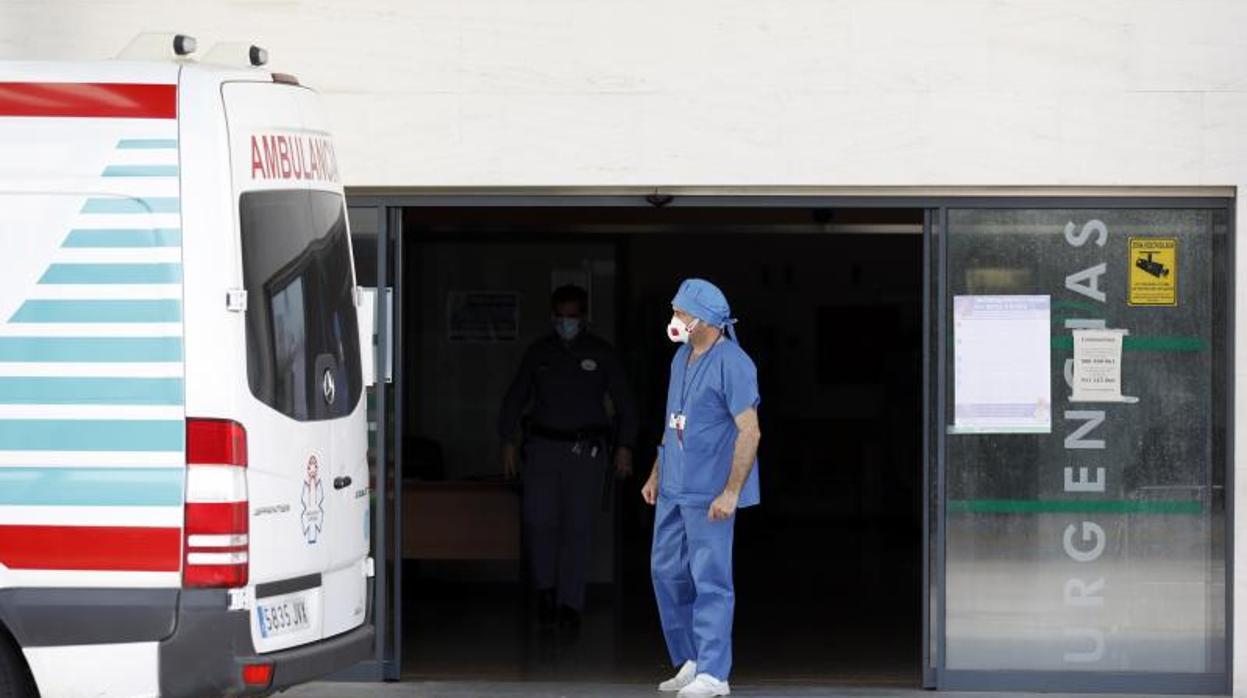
[{"xmin": 322, "ymin": 369, "xmax": 336, "ymax": 405}]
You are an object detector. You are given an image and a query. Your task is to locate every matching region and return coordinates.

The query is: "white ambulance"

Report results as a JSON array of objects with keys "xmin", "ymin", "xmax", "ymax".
[{"xmin": 0, "ymin": 41, "xmax": 374, "ymax": 698}]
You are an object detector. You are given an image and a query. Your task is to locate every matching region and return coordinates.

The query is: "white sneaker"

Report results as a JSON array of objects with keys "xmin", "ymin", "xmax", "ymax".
[
  {"xmin": 658, "ymin": 660, "xmax": 698, "ymax": 692},
  {"xmin": 677, "ymin": 673, "xmax": 730, "ymax": 697}
]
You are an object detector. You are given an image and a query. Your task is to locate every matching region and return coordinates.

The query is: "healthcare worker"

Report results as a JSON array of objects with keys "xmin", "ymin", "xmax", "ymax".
[
  {"xmin": 641, "ymin": 278, "xmax": 761, "ymax": 698},
  {"xmin": 500, "ymin": 285, "xmax": 638, "ymax": 630}
]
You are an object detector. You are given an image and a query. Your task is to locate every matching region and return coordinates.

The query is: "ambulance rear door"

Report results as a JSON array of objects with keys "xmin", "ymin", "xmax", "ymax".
[{"xmin": 222, "ymin": 80, "xmax": 366, "ymax": 652}]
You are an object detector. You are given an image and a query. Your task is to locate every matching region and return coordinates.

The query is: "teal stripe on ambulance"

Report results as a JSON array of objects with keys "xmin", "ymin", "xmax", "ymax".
[
  {"xmin": 0, "ymin": 467, "xmax": 183, "ymax": 507},
  {"xmin": 0, "ymin": 337, "xmax": 182, "ymax": 362},
  {"xmin": 80, "ymin": 198, "xmax": 180, "ymax": 214},
  {"xmin": 39, "ymin": 263, "xmax": 182, "ymax": 285},
  {"xmin": 63, "ymin": 229, "xmax": 182, "ymax": 248},
  {"xmin": 0, "ymin": 377, "xmax": 183, "ymax": 405},
  {"xmin": 116, "ymin": 139, "xmax": 177, "ymax": 150},
  {"xmin": 0, "ymin": 420, "xmax": 183, "ymax": 452},
  {"xmin": 101, "ymin": 165, "xmax": 179, "ymax": 178},
  {"xmin": 10, "ymin": 300, "xmax": 181, "ymax": 323}
]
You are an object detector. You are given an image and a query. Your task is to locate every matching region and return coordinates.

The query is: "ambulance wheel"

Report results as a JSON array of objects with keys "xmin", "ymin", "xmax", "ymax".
[{"xmin": 0, "ymin": 633, "xmax": 36, "ymax": 698}]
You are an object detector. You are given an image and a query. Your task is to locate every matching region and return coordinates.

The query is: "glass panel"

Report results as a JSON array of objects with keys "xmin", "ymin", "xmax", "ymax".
[
  {"xmin": 348, "ymin": 205, "xmax": 380, "ymax": 288},
  {"xmin": 943, "ymin": 208, "xmax": 1227, "ymax": 674},
  {"xmin": 388, "ymin": 210, "xmax": 404, "ymax": 677},
  {"xmin": 348, "ymin": 205, "xmax": 385, "ymax": 618},
  {"xmin": 241, "ymin": 190, "xmax": 363, "ymax": 421}
]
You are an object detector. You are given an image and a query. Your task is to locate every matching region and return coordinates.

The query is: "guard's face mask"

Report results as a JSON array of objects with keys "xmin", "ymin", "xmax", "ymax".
[
  {"xmin": 667, "ymin": 315, "xmax": 699, "ymax": 344},
  {"xmin": 554, "ymin": 317, "xmax": 583, "ymax": 341}
]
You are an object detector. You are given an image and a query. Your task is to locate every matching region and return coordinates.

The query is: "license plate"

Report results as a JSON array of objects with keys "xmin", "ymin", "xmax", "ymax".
[{"xmin": 256, "ymin": 595, "xmax": 310, "ymax": 638}]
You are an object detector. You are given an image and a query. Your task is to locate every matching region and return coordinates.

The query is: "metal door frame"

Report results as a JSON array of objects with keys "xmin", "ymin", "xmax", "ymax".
[
  {"xmin": 328, "ymin": 204, "xmax": 401, "ymax": 681},
  {"xmin": 344, "ymin": 190, "xmax": 1233, "ymax": 692}
]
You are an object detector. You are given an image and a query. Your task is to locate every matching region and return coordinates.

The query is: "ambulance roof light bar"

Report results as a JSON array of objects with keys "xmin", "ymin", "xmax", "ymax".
[
  {"xmin": 116, "ymin": 32, "xmax": 199, "ymax": 61},
  {"xmin": 174, "ymin": 35, "xmax": 197, "ymax": 57},
  {"xmin": 202, "ymin": 42, "xmax": 271, "ymax": 69}
]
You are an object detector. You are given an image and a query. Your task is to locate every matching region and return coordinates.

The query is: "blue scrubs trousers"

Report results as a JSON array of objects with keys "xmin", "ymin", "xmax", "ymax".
[{"xmin": 651, "ymin": 495, "xmax": 736, "ymax": 681}]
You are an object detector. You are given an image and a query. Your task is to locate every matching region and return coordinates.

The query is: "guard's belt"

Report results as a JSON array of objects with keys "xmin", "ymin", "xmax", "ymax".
[{"xmin": 528, "ymin": 423, "xmax": 611, "ymax": 442}]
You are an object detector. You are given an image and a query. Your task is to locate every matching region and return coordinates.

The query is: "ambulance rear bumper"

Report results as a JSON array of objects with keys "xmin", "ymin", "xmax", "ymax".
[{"xmin": 158, "ymin": 587, "xmax": 374, "ymax": 698}]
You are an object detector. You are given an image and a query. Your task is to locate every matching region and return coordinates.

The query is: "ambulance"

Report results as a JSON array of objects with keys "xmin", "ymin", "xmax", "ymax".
[{"xmin": 0, "ymin": 37, "xmax": 374, "ymax": 697}]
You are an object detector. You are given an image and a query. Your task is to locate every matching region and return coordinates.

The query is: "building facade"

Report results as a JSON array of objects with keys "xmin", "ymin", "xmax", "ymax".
[{"xmin": 3, "ymin": 1, "xmax": 1245, "ymax": 693}]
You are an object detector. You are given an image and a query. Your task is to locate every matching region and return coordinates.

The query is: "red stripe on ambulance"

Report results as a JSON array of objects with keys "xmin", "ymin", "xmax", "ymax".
[
  {"xmin": 0, "ymin": 82, "xmax": 176, "ymax": 119},
  {"xmin": 250, "ymin": 133, "xmax": 340, "ymax": 183},
  {"xmin": 0, "ymin": 525, "xmax": 181, "ymax": 571}
]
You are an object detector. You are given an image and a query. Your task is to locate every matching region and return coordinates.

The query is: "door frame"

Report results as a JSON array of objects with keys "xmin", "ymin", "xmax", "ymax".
[{"xmin": 345, "ymin": 190, "xmax": 1233, "ymax": 691}]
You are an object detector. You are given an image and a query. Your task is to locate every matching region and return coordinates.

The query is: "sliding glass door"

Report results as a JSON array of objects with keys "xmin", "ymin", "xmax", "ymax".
[{"xmin": 932, "ymin": 202, "xmax": 1230, "ymax": 694}]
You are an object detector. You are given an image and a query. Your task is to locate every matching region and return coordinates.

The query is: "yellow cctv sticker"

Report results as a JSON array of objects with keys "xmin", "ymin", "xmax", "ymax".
[{"xmin": 1128, "ymin": 237, "xmax": 1177, "ymax": 307}]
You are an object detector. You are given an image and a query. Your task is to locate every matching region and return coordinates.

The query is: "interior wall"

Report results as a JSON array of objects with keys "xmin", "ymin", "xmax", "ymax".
[{"xmin": 410, "ymin": 240, "xmax": 617, "ymax": 480}]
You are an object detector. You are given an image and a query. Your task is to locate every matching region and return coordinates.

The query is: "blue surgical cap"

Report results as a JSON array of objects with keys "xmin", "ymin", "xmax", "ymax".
[{"xmin": 672, "ymin": 278, "xmax": 738, "ymax": 341}]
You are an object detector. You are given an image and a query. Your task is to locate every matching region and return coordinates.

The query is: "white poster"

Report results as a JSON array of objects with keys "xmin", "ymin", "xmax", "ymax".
[
  {"xmin": 953, "ymin": 295, "xmax": 1052, "ymax": 434},
  {"xmin": 1071, "ymin": 329, "xmax": 1135, "ymax": 403}
]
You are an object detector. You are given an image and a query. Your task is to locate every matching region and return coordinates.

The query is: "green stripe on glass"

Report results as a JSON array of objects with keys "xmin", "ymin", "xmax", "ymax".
[
  {"xmin": 948, "ymin": 499, "xmax": 1203, "ymax": 514},
  {"xmin": 1051, "ymin": 300, "xmax": 1102, "ymax": 314},
  {"xmin": 1051, "ymin": 336, "xmax": 1206, "ymax": 352}
]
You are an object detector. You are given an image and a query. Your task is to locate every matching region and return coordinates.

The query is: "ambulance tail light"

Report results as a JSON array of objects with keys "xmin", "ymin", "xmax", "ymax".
[
  {"xmin": 183, "ymin": 419, "xmax": 249, "ymax": 589},
  {"xmin": 241, "ymin": 662, "xmax": 273, "ymax": 687}
]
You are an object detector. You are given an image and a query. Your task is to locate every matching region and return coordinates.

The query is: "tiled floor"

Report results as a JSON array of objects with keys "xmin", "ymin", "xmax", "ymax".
[{"xmin": 394, "ymin": 518, "xmax": 923, "ymax": 686}]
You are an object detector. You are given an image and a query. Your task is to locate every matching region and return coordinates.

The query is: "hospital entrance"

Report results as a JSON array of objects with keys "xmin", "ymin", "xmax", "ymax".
[
  {"xmin": 347, "ymin": 197, "xmax": 1230, "ymax": 693},
  {"xmin": 350, "ymin": 203, "xmax": 927, "ymax": 686}
]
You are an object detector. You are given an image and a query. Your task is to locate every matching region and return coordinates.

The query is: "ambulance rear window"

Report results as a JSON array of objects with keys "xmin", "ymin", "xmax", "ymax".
[{"xmin": 240, "ymin": 190, "xmax": 362, "ymax": 421}]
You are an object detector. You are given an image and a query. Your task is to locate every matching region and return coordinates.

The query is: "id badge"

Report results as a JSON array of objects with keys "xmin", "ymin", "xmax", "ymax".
[{"xmin": 669, "ymin": 412, "xmax": 687, "ymax": 444}]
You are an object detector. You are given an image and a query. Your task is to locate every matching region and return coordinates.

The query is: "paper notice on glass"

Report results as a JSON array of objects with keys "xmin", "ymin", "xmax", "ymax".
[
  {"xmin": 447, "ymin": 292, "xmax": 519, "ymax": 342},
  {"xmin": 1071, "ymin": 329, "xmax": 1136, "ymax": 403},
  {"xmin": 952, "ymin": 295, "xmax": 1052, "ymax": 434}
]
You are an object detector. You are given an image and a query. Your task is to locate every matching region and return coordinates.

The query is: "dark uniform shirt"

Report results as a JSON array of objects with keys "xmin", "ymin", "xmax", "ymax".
[{"xmin": 498, "ymin": 332, "xmax": 638, "ymax": 448}]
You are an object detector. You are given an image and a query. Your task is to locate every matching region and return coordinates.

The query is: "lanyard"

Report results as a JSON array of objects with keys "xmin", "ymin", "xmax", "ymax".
[{"xmin": 678, "ymin": 339, "xmax": 722, "ymax": 416}]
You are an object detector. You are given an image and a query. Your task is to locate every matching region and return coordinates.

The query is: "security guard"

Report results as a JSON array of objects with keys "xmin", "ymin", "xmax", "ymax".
[{"xmin": 499, "ymin": 285, "xmax": 638, "ymax": 629}]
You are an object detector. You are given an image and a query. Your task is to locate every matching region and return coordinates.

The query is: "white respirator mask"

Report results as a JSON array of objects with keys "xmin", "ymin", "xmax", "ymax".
[{"xmin": 667, "ymin": 315, "xmax": 699, "ymax": 344}]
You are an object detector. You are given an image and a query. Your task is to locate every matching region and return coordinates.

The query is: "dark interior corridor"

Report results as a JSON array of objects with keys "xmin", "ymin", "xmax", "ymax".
[{"xmin": 391, "ymin": 207, "xmax": 925, "ymax": 686}]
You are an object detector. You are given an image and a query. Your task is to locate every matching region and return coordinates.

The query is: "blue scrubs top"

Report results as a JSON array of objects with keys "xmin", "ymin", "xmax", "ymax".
[{"xmin": 659, "ymin": 339, "xmax": 761, "ymax": 508}]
